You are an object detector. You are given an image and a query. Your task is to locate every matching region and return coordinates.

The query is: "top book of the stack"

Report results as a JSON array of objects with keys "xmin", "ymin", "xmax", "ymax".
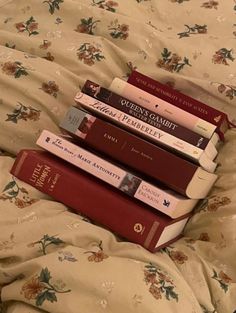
[{"xmin": 127, "ymin": 70, "xmax": 230, "ymax": 141}]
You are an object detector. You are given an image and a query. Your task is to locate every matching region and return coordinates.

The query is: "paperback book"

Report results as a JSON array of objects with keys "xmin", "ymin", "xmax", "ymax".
[
  {"xmin": 59, "ymin": 106, "xmax": 199, "ymax": 218},
  {"xmin": 81, "ymin": 79, "xmax": 218, "ymax": 172},
  {"xmin": 109, "ymin": 77, "xmax": 217, "ymax": 139},
  {"xmin": 36, "ymin": 129, "xmax": 198, "ymax": 218},
  {"xmin": 127, "ymin": 70, "xmax": 231, "ymax": 141},
  {"xmin": 71, "ymin": 96, "xmax": 217, "ymax": 198}
]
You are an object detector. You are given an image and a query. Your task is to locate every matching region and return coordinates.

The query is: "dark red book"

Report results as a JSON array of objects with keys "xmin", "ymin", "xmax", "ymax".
[
  {"xmin": 73, "ymin": 92, "xmax": 218, "ymax": 199},
  {"xmin": 60, "ymin": 106, "xmax": 217, "ymax": 199},
  {"xmin": 127, "ymin": 70, "xmax": 231, "ymax": 141},
  {"xmin": 10, "ymin": 149, "xmax": 191, "ymax": 252}
]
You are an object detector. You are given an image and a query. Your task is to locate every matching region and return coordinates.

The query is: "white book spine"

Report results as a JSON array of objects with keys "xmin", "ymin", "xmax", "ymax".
[
  {"xmin": 109, "ymin": 78, "xmax": 217, "ymax": 139},
  {"xmin": 36, "ymin": 130, "xmax": 188, "ymax": 218},
  {"xmin": 74, "ymin": 92, "xmax": 215, "ymax": 171}
]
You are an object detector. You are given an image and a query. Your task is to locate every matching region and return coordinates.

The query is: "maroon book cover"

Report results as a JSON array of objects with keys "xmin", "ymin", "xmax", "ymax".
[
  {"xmin": 82, "ymin": 80, "xmax": 210, "ymax": 150},
  {"xmin": 127, "ymin": 70, "xmax": 230, "ymax": 141},
  {"xmin": 10, "ymin": 149, "xmax": 190, "ymax": 252},
  {"xmin": 60, "ymin": 106, "xmax": 217, "ymax": 199}
]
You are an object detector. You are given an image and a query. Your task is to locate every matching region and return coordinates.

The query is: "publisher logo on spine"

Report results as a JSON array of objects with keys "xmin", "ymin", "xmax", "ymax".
[{"xmin": 134, "ymin": 223, "xmax": 145, "ymax": 234}]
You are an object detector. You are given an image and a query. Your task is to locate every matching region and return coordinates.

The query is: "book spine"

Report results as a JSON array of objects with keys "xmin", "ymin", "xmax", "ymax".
[
  {"xmin": 36, "ymin": 129, "xmax": 183, "ymax": 215},
  {"xmin": 83, "ymin": 80, "xmax": 211, "ymax": 151},
  {"xmin": 60, "ymin": 107, "xmax": 198, "ymax": 217},
  {"xmin": 72, "ymin": 95, "xmax": 200, "ymax": 197},
  {"xmin": 109, "ymin": 78, "xmax": 217, "ymax": 139},
  {"xmin": 128, "ymin": 71, "xmax": 228, "ymax": 140},
  {"xmin": 74, "ymin": 91, "xmax": 206, "ymax": 164},
  {"xmin": 37, "ymin": 130, "xmax": 135, "ymax": 189},
  {"xmin": 10, "ymin": 150, "xmax": 185, "ymax": 252}
]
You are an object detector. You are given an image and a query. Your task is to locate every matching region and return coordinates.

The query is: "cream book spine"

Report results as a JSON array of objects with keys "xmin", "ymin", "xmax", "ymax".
[
  {"xmin": 74, "ymin": 92, "xmax": 217, "ymax": 173},
  {"xmin": 109, "ymin": 78, "xmax": 217, "ymax": 139}
]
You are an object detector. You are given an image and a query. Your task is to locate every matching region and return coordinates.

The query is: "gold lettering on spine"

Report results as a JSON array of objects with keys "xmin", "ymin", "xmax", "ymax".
[
  {"xmin": 30, "ymin": 163, "xmax": 43, "ymax": 183},
  {"xmin": 30, "ymin": 163, "xmax": 51, "ymax": 188},
  {"xmin": 49, "ymin": 173, "xmax": 60, "ymax": 191},
  {"xmin": 35, "ymin": 165, "xmax": 51, "ymax": 188}
]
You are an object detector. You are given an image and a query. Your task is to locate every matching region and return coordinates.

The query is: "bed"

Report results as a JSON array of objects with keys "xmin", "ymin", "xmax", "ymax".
[{"xmin": 0, "ymin": 1, "xmax": 236, "ymax": 312}]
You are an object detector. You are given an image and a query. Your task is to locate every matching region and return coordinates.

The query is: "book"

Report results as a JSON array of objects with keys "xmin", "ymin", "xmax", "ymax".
[
  {"xmin": 36, "ymin": 129, "xmax": 198, "ymax": 218},
  {"xmin": 109, "ymin": 77, "xmax": 217, "ymax": 140},
  {"xmin": 74, "ymin": 92, "xmax": 217, "ymax": 173},
  {"xmin": 59, "ymin": 106, "xmax": 199, "ymax": 218},
  {"xmin": 81, "ymin": 79, "xmax": 218, "ymax": 172},
  {"xmin": 73, "ymin": 94, "xmax": 217, "ymax": 198},
  {"xmin": 127, "ymin": 70, "xmax": 230, "ymax": 141},
  {"xmin": 83, "ymin": 79, "xmax": 219, "ymax": 149},
  {"xmin": 10, "ymin": 149, "xmax": 192, "ymax": 252}
]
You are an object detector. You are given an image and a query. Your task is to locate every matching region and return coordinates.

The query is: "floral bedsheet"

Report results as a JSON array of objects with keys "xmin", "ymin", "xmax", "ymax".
[{"xmin": 0, "ymin": 1, "xmax": 236, "ymax": 312}]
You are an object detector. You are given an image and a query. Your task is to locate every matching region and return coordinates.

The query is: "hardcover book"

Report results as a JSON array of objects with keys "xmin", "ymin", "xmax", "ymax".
[
  {"xmin": 59, "ymin": 106, "xmax": 199, "ymax": 218},
  {"xmin": 36, "ymin": 129, "xmax": 198, "ymax": 218},
  {"xmin": 109, "ymin": 77, "xmax": 217, "ymax": 139},
  {"xmin": 81, "ymin": 80, "xmax": 218, "ymax": 172},
  {"xmin": 73, "ymin": 95, "xmax": 217, "ymax": 198},
  {"xmin": 127, "ymin": 70, "xmax": 230, "ymax": 141},
  {"xmin": 11, "ymin": 149, "xmax": 192, "ymax": 252}
]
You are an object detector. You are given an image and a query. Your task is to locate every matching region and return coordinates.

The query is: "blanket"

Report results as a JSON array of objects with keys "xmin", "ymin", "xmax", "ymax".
[{"xmin": 0, "ymin": 1, "xmax": 236, "ymax": 312}]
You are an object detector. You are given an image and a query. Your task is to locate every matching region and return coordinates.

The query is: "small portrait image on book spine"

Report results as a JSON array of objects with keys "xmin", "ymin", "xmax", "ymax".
[
  {"xmin": 83, "ymin": 81, "xmax": 101, "ymax": 98},
  {"xmin": 83, "ymin": 81, "xmax": 112, "ymax": 102},
  {"xmin": 119, "ymin": 173, "xmax": 142, "ymax": 196},
  {"xmin": 77, "ymin": 116, "xmax": 95, "ymax": 138}
]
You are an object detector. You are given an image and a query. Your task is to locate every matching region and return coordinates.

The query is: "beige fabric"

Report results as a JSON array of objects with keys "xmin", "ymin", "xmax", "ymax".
[{"xmin": 0, "ymin": 0, "xmax": 236, "ymax": 312}]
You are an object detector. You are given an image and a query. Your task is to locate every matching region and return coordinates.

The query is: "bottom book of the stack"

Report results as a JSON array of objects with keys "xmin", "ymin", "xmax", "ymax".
[{"xmin": 10, "ymin": 149, "xmax": 191, "ymax": 253}]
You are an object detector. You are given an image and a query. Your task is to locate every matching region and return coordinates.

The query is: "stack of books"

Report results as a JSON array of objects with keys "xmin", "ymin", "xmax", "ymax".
[{"xmin": 11, "ymin": 70, "xmax": 230, "ymax": 253}]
